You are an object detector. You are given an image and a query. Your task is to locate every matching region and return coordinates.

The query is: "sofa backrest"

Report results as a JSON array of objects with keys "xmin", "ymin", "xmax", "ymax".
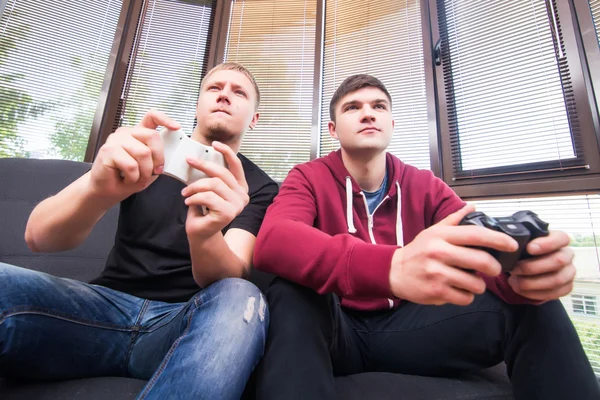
[
  {"xmin": 0, "ymin": 158, "xmax": 119, "ymax": 282},
  {"xmin": 0, "ymin": 157, "xmax": 276, "ymax": 293}
]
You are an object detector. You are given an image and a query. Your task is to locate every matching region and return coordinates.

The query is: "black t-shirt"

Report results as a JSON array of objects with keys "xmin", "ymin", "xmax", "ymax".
[{"xmin": 90, "ymin": 153, "xmax": 278, "ymax": 303}]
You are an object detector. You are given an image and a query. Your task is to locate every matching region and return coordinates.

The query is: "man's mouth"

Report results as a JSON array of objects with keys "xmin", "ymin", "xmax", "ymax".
[
  {"xmin": 359, "ymin": 127, "xmax": 380, "ymax": 133},
  {"xmin": 212, "ymin": 109, "xmax": 231, "ymax": 115}
]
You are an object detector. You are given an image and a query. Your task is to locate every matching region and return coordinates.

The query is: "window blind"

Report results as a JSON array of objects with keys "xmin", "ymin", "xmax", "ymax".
[
  {"xmin": 320, "ymin": 0, "xmax": 430, "ymax": 170},
  {"xmin": 437, "ymin": 0, "xmax": 586, "ymax": 179},
  {"xmin": 118, "ymin": 0, "xmax": 215, "ymax": 134},
  {"xmin": 591, "ymin": 0, "xmax": 600, "ymax": 47},
  {"xmin": 469, "ymin": 194, "xmax": 600, "ymax": 373},
  {"xmin": 224, "ymin": 0, "xmax": 317, "ymax": 181},
  {"xmin": 0, "ymin": 0, "xmax": 122, "ymax": 160}
]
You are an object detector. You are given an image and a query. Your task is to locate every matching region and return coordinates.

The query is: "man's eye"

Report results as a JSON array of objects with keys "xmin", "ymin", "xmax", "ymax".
[
  {"xmin": 345, "ymin": 105, "xmax": 357, "ymax": 111},
  {"xmin": 375, "ymin": 104, "xmax": 386, "ymax": 110},
  {"xmin": 236, "ymin": 90, "xmax": 247, "ymax": 97}
]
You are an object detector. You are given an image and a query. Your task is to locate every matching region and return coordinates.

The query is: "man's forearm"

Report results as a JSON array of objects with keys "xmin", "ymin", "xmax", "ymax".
[
  {"xmin": 189, "ymin": 232, "xmax": 248, "ymax": 288},
  {"xmin": 25, "ymin": 173, "xmax": 119, "ymax": 253}
]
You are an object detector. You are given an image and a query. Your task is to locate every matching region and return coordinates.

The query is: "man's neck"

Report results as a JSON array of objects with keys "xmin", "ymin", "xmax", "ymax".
[
  {"xmin": 191, "ymin": 126, "xmax": 242, "ymax": 153},
  {"xmin": 341, "ymin": 148, "xmax": 386, "ymax": 192}
]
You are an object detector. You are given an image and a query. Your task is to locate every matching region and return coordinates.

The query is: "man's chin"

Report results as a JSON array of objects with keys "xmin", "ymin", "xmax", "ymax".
[
  {"xmin": 204, "ymin": 123, "xmax": 238, "ymax": 144},
  {"xmin": 345, "ymin": 141, "xmax": 388, "ymax": 156}
]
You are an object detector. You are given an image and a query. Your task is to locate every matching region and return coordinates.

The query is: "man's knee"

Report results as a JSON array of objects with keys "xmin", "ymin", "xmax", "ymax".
[
  {"xmin": 197, "ymin": 278, "xmax": 268, "ymax": 342},
  {"xmin": 267, "ymin": 278, "xmax": 330, "ymax": 308},
  {"xmin": 265, "ymin": 278, "xmax": 336, "ymax": 338}
]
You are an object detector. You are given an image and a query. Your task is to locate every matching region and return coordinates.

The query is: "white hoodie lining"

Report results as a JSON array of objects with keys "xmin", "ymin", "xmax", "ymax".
[
  {"xmin": 345, "ymin": 176, "xmax": 403, "ymax": 247},
  {"xmin": 345, "ymin": 176, "xmax": 402, "ymax": 310},
  {"xmin": 345, "ymin": 177, "xmax": 357, "ymax": 233}
]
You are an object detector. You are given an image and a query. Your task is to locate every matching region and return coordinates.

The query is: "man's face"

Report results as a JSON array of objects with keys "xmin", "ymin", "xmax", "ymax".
[
  {"xmin": 196, "ymin": 69, "xmax": 259, "ymax": 143},
  {"xmin": 328, "ymin": 87, "xmax": 394, "ymax": 155}
]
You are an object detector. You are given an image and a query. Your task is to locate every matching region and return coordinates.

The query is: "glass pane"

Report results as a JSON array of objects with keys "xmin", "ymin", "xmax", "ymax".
[
  {"xmin": 119, "ymin": 0, "xmax": 215, "ymax": 132},
  {"xmin": 321, "ymin": 0, "xmax": 431, "ymax": 170},
  {"xmin": 590, "ymin": 0, "xmax": 600, "ymax": 48},
  {"xmin": 0, "ymin": 0, "xmax": 123, "ymax": 160},
  {"xmin": 441, "ymin": 0, "xmax": 574, "ymax": 171},
  {"xmin": 224, "ymin": 0, "xmax": 316, "ymax": 181},
  {"xmin": 471, "ymin": 195, "xmax": 600, "ymax": 372}
]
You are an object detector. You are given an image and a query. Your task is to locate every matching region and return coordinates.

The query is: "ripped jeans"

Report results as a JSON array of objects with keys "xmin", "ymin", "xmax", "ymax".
[{"xmin": 0, "ymin": 263, "xmax": 268, "ymax": 399}]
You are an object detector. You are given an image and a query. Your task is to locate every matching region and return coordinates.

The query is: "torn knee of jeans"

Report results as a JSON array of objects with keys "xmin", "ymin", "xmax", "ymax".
[
  {"xmin": 258, "ymin": 294, "xmax": 266, "ymax": 322},
  {"xmin": 243, "ymin": 296, "xmax": 256, "ymax": 323}
]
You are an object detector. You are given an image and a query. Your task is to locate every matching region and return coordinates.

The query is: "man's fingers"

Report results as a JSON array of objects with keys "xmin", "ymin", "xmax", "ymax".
[
  {"xmin": 424, "ymin": 240, "xmax": 502, "ymax": 277},
  {"xmin": 106, "ymin": 147, "xmax": 140, "ymax": 184},
  {"xmin": 443, "ymin": 287, "xmax": 476, "ymax": 306},
  {"xmin": 446, "ymin": 267, "xmax": 488, "ymax": 294},
  {"xmin": 129, "ymin": 128, "xmax": 165, "ymax": 174},
  {"xmin": 526, "ymin": 230, "xmax": 571, "ymax": 256},
  {"xmin": 211, "ymin": 141, "xmax": 248, "ymax": 192},
  {"xmin": 436, "ymin": 204, "xmax": 476, "ymax": 227},
  {"xmin": 115, "ymin": 127, "xmax": 165, "ymax": 174},
  {"xmin": 509, "ymin": 264, "xmax": 576, "ymax": 292},
  {"xmin": 439, "ymin": 225, "xmax": 518, "ymax": 254},
  {"xmin": 137, "ymin": 109, "xmax": 180, "ymax": 131},
  {"xmin": 512, "ymin": 247, "xmax": 574, "ymax": 276},
  {"xmin": 184, "ymin": 191, "xmax": 238, "ymax": 220},
  {"xmin": 182, "ymin": 178, "xmax": 239, "ymax": 205},
  {"xmin": 510, "ymin": 281, "xmax": 574, "ymax": 301},
  {"xmin": 121, "ymin": 136, "xmax": 154, "ymax": 181},
  {"xmin": 184, "ymin": 191, "xmax": 222, "ymax": 209},
  {"xmin": 186, "ymin": 156, "xmax": 247, "ymax": 199}
]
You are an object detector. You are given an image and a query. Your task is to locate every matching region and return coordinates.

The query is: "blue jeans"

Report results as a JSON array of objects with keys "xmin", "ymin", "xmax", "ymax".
[{"xmin": 0, "ymin": 263, "xmax": 268, "ymax": 399}]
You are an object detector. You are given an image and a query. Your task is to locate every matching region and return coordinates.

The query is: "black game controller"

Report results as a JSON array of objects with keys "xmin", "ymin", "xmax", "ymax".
[{"xmin": 459, "ymin": 211, "xmax": 550, "ymax": 272}]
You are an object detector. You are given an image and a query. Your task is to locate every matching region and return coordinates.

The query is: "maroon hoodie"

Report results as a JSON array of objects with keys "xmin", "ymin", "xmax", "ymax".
[{"xmin": 254, "ymin": 150, "xmax": 537, "ymax": 311}]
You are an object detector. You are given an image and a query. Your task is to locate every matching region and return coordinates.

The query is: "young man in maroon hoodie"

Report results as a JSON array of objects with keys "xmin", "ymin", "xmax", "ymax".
[{"xmin": 253, "ymin": 74, "xmax": 600, "ymax": 399}]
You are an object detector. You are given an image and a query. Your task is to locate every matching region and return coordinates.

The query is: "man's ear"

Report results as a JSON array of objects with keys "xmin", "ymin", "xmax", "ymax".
[
  {"xmin": 249, "ymin": 112, "xmax": 259, "ymax": 130},
  {"xmin": 328, "ymin": 120, "xmax": 338, "ymax": 140}
]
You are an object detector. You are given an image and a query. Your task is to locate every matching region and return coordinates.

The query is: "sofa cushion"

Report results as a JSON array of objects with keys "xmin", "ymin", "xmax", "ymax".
[
  {"xmin": 0, "ymin": 364, "xmax": 513, "ymax": 400},
  {"xmin": 0, "ymin": 377, "xmax": 146, "ymax": 400},
  {"xmin": 0, "ymin": 158, "xmax": 118, "ymax": 282},
  {"xmin": 0, "ymin": 158, "xmax": 516, "ymax": 399}
]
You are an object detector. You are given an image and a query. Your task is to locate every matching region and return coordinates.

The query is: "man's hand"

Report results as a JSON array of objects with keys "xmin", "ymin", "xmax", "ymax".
[
  {"xmin": 181, "ymin": 141, "xmax": 249, "ymax": 240},
  {"xmin": 389, "ymin": 204, "xmax": 519, "ymax": 306},
  {"xmin": 507, "ymin": 231, "xmax": 575, "ymax": 301},
  {"xmin": 88, "ymin": 109, "xmax": 180, "ymax": 201}
]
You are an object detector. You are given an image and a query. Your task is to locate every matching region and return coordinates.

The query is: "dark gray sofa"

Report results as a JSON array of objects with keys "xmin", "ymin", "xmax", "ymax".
[{"xmin": 0, "ymin": 157, "xmax": 514, "ymax": 399}]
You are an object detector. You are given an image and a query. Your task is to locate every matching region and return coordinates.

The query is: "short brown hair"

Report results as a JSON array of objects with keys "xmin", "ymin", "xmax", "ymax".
[
  {"xmin": 203, "ymin": 62, "xmax": 261, "ymax": 110},
  {"xmin": 329, "ymin": 74, "xmax": 392, "ymax": 122}
]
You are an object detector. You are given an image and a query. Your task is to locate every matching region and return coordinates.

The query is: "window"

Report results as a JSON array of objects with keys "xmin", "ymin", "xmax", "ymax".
[
  {"xmin": 591, "ymin": 0, "xmax": 600, "ymax": 46},
  {"xmin": 0, "ymin": 0, "xmax": 123, "ymax": 160},
  {"xmin": 574, "ymin": 0, "xmax": 600, "ymax": 119},
  {"xmin": 432, "ymin": 0, "xmax": 600, "ymax": 195},
  {"xmin": 468, "ymin": 194, "xmax": 600, "ymax": 280},
  {"xmin": 572, "ymin": 295, "xmax": 598, "ymax": 316},
  {"xmin": 470, "ymin": 194, "xmax": 600, "ymax": 373},
  {"xmin": 117, "ymin": 0, "xmax": 216, "ymax": 133},
  {"xmin": 224, "ymin": 0, "xmax": 317, "ymax": 181},
  {"xmin": 320, "ymin": 0, "xmax": 431, "ymax": 170}
]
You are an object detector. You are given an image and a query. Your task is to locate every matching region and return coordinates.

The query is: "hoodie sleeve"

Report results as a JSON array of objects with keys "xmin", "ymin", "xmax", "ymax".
[
  {"xmin": 253, "ymin": 167, "xmax": 395, "ymax": 299},
  {"xmin": 429, "ymin": 177, "xmax": 541, "ymax": 305},
  {"xmin": 429, "ymin": 174, "xmax": 466, "ymax": 224}
]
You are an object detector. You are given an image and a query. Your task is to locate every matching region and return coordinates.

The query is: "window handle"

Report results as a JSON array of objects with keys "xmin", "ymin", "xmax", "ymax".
[{"xmin": 434, "ymin": 38, "xmax": 442, "ymax": 66}]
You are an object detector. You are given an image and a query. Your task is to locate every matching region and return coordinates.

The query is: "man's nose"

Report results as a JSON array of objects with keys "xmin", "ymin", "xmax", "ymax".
[
  {"xmin": 360, "ymin": 106, "xmax": 376, "ymax": 122},
  {"xmin": 217, "ymin": 87, "xmax": 232, "ymax": 104}
]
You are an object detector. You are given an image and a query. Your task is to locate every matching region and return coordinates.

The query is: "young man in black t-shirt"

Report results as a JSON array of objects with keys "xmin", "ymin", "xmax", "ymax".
[{"xmin": 0, "ymin": 62, "xmax": 278, "ymax": 399}]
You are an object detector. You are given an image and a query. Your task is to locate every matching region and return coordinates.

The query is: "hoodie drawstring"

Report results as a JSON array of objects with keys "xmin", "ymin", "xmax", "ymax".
[
  {"xmin": 395, "ymin": 182, "xmax": 403, "ymax": 247},
  {"xmin": 345, "ymin": 177, "xmax": 357, "ymax": 233},
  {"xmin": 345, "ymin": 177, "xmax": 404, "ymax": 247}
]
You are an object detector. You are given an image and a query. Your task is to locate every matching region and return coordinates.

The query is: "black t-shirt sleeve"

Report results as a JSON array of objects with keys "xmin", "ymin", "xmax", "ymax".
[{"xmin": 228, "ymin": 179, "xmax": 279, "ymax": 237}]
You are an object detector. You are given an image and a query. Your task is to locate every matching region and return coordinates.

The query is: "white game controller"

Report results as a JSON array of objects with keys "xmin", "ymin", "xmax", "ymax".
[{"xmin": 159, "ymin": 127, "xmax": 226, "ymax": 214}]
